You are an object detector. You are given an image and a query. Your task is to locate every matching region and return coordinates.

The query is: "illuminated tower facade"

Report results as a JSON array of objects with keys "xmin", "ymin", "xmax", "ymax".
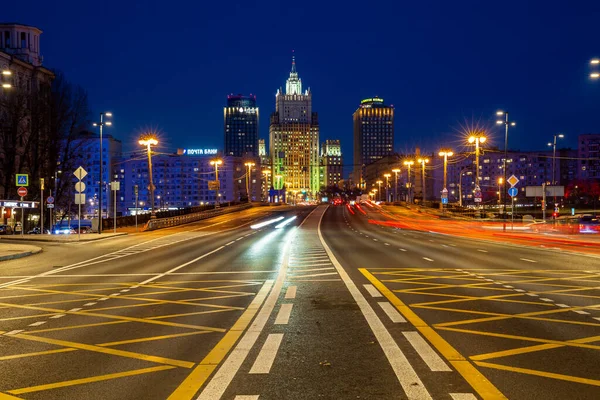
[
  {"xmin": 224, "ymin": 94, "xmax": 259, "ymax": 157},
  {"xmin": 320, "ymin": 140, "xmax": 343, "ymax": 187},
  {"xmin": 352, "ymin": 97, "xmax": 394, "ymax": 187},
  {"xmin": 269, "ymin": 55, "xmax": 320, "ymax": 198}
]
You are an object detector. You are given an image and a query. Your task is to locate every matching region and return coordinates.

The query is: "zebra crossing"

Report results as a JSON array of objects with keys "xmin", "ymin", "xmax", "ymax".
[{"xmin": 287, "ymin": 245, "xmax": 340, "ymax": 281}]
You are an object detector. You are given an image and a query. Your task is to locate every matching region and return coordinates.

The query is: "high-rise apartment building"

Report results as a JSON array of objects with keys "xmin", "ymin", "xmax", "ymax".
[
  {"xmin": 578, "ymin": 134, "xmax": 600, "ymax": 180},
  {"xmin": 224, "ymin": 94, "xmax": 259, "ymax": 157},
  {"xmin": 269, "ymin": 55, "xmax": 320, "ymax": 197},
  {"xmin": 320, "ymin": 140, "xmax": 343, "ymax": 187},
  {"xmin": 352, "ymin": 97, "xmax": 394, "ymax": 188}
]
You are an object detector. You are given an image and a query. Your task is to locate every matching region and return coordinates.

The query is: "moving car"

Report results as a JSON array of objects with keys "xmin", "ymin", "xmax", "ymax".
[{"xmin": 0, "ymin": 225, "xmax": 13, "ymax": 235}]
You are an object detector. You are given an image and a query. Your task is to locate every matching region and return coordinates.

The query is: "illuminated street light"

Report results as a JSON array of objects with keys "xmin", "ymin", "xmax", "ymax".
[
  {"xmin": 92, "ymin": 112, "xmax": 113, "ymax": 233},
  {"xmin": 403, "ymin": 160, "xmax": 414, "ymax": 203},
  {"xmin": 244, "ymin": 162, "xmax": 256, "ymax": 203},
  {"xmin": 496, "ymin": 111, "xmax": 516, "ymax": 230},
  {"xmin": 468, "ymin": 134, "xmax": 486, "ymax": 187},
  {"xmin": 376, "ymin": 180, "xmax": 383, "ymax": 202},
  {"xmin": 139, "ymin": 136, "xmax": 158, "ymax": 218},
  {"xmin": 383, "ymin": 173, "xmax": 391, "ymax": 202},
  {"xmin": 417, "ymin": 158, "xmax": 429, "ymax": 203},
  {"xmin": 210, "ymin": 159, "xmax": 223, "ymax": 207},
  {"xmin": 591, "ymin": 59, "xmax": 600, "ymax": 65},
  {"xmin": 438, "ymin": 150, "xmax": 453, "ymax": 211},
  {"xmin": 391, "ymin": 168, "xmax": 401, "ymax": 202}
]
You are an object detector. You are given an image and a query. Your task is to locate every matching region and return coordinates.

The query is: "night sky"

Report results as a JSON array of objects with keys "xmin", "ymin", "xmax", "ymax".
[{"xmin": 5, "ymin": 0, "xmax": 600, "ymax": 169}]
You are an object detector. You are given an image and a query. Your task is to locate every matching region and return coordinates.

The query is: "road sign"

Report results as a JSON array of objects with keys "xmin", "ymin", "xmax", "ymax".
[
  {"xmin": 508, "ymin": 187, "xmax": 518, "ymax": 197},
  {"xmin": 47, "ymin": 196, "xmax": 54, "ymax": 204},
  {"xmin": 442, "ymin": 188, "xmax": 448, "ymax": 194},
  {"xmin": 0, "ymin": 200, "xmax": 38, "ymax": 208},
  {"xmin": 74, "ymin": 193, "xmax": 86, "ymax": 205},
  {"xmin": 16, "ymin": 174, "xmax": 29, "ymax": 186},
  {"xmin": 75, "ymin": 181, "xmax": 86, "ymax": 193},
  {"xmin": 47, "ymin": 204, "xmax": 55, "ymax": 208},
  {"xmin": 208, "ymin": 180, "xmax": 220, "ymax": 191},
  {"xmin": 507, "ymin": 175, "xmax": 519, "ymax": 187},
  {"xmin": 110, "ymin": 181, "xmax": 120, "ymax": 191},
  {"xmin": 17, "ymin": 187, "xmax": 28, "ymax": 197},
  {"xmin": 441, "ymin": 197, "xmax": 448, "ymax": 204},
  {"xmin": 73, "ymin": 166, "xmax": 87, "ymax": 180},
  {"xmin": 40, "ymin": 178, "xmax": 45, "ymax": 190}
]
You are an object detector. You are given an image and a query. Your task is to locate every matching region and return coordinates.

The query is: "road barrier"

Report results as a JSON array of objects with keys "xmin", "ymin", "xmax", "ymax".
[{"xmin": 144, "ymin": 204, "xmax": 253, "ymax": 231}]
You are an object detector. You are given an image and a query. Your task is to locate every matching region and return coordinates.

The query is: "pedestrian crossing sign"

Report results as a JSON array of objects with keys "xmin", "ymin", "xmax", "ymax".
[{"xmin": 16, "ymin": 174, "xmax": 29, "ymax": 187}]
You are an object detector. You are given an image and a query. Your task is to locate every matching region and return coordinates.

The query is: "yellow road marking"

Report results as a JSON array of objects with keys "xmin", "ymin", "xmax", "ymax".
[
  {"xmin": 437, "ymin": 326, "xmax": 600, "ymax": 351},
  {"xmin": 7, "ymin": 366, "xmax": 175, "ymax": 395},
  {"xmin": 0, "ymin": 392, "xmax": 23, "ymax": 399},
  {"xmin": 147, "ymin": 308, "xmax": 235, "ymax": 320},
  {"xmin": 27, "ymin": 320, "xmax": 128, "ymax": 333},
  {"xmin": 168, "ymin": 280, "xmax": 273, "ymax": 400},
  {"xmin": 471, "ymin": 335, "xmax": 600, "ymax": 361},
  {"xmin": 360, "ymin": 268, "xmax": 507, "ymax": 400},
  {"xmin": 98, "ymin": 331, "xmax": 212, "ymax": 347},
  {"xmin": 410, "ymin": 293, "xmax": 555, "ymax": 308},
  {"xmin": 12, "ymin": 333, "xmax": 195, "ymax": 368},
  {"xmin": 475, "ymin": 361, "xmax": 600, "ymax": 387},
  {"xmin": 0, "ymin": 348, "xmax": 76, "ymax": 360}
]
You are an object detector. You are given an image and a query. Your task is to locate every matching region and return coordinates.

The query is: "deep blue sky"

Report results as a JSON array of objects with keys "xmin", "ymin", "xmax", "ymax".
[{"xmin": 5, "ymin": 0, "xmax": 600, "ymax": 163}]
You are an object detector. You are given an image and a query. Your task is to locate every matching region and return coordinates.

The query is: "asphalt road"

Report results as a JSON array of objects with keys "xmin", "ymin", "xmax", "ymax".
[{"xmin": 0, "ymin": 204, "xmax": 599, "ymax": 399}]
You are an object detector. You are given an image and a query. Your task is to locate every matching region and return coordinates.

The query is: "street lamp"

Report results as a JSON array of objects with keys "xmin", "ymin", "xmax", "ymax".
[
  {"xmin": 376, "ymin": 180, "xmax": 383, "ymax": 202},
  {"xmin": 403, "ymin": 160, "xmax": 414, "ymax": 203},
  {"xmin": 547, "ymin": 134, "xmax": 565, "ymax": 186},
  {"xmin": 591, "ymin": 59, "xmax": 600, "ymax": 78},
  {"xmin": 417, "ymin": 158, "xmax": 429, "ymax": 203},
  {"xmin": 438, "ymin": 150, "xmax": 453, "ymax": 211},
  {"xmin": 139, "ymin": 136, "xmax": 158, "ymax": 218},
  {"xmin": 210, "ymin": 159, "xmax": 223, "ymax": 207},
  {"xmin": 392, "ymin": 168, "xmax": 401, "ymax": 202},
  {"xmin": 244, "ymin": 162, "xmax": 255, "ymax": 203},
  {"xmin": 383, "ymin": 173, "xmax": 391, "ymax": 203},
  {"xmin": 497, "ymin": 177, "xmax": 504, "ymax": 204},
  {"xmin": 467, "ymin": 134, "xmax": 486, "ymax": 188},
  {"xmin": 92, "ymin": 112, "xmax": 112, "ymax": 233},
  {"xmin": 496, "ymin": 111, "xmax": 516, "ymax": 230}
]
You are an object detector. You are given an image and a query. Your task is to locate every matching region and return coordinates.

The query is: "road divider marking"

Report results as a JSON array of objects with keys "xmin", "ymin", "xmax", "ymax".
[
  {"xmin": 378, "ymin": 302, "xmax": 407, "ymax": 323},
  {"xmin": 28, "ymin": 321, "xmax": 46, "ymax": 327},
  {"xmin": 514, "ymin": 289, "xmax": 525, "ymax": 293},
  {"xmin": 68, "ymin": 308, "xmax": 82, "ymax": 312},
  {"xmin": 541, "ymin": 298, "xmax": 553, "ymax": 302},
  {"xmin": 520, "ymin": 258, "xmax": 537, "ymax": 263},
  {"xmin": 249, "ymin": 333, "xmax": 284, "ymax": 374},
  {"xmin": 84, "ymin": 302, "xmax": 97, "ymax": 306},
  {"xmin": 285, "ymin": 286, "xmax": 297, "ymax": 299},
  {"xmin": 359, "ymin": 269, "xmax": 507, "ymax": 400},
  {"xmin": 99, "ymin": 297, "xmax": 109, "ymax": 301},
  {"xmin": 403, "ymin": 331, "xmax": 451, "ymax": 372},
  {"xmin": 49, "ymin": 314, "xmax": 65, "ymax": 319},
  {"xmin": 317, "ymin": 210, "xmax": 433, "ymax": 400},
  {"xmin": 5, "ymin": 330, "xmax": 24, "ymax": 335},
  {"xmin": 363, "ymin": 284, "xmax": 383, "ymax": 298},
  {"xmin": 275, "ymin": 304, "xmax": 293, "ymax": 325},
  {"xmin": 423, "ymin": 257, "xmax": 434, "ymax": 262},
  {"xmin": 573, "ymin": 310, "xmax": 590, "ymax": 315},
  {"xmin": 526, "ymin": 293, "xmax": 538, "ymax": 297},
  {"xmin": 557, "ymin": 304, "xmax": 570, "ymax": 308}
]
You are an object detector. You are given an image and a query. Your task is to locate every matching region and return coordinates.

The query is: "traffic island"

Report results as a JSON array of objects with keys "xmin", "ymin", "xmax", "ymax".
[
  {"xmin": 0, "ymin": 243, "xmax": 42, "ymax": 261},
  {"xmin": 0, "ymin": 232, "xmax": 127, "ymax": 243}
]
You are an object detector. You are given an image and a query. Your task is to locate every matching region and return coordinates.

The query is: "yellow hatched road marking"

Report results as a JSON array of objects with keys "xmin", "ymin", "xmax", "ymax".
[
  {"xmin": 12, "ymin": 333, "xmax": 195, "ymax": 368},
  {"xmin": 7, "ymin": 365, "xmax": 175, "ymax": 395},
  {"xmin": 475, "ymin": 361, "xmax": 600, "ymax": 387},
  {"xmin": 0, "ymin": 348, "xmax": 75, "ymax": 360},
  {"xmin": 410, "ymin": 293, "xmax": 555, "ymax": 308},
  {"xmin": 0, "ymin": 392, "xmax": 22, "ymax": 399},
  {"xmin": 471, "ymin": 335, "xmax": 600, "ymax": 361},
  {"xmin": 167, "ymin": 279, "xmax": 273, "ymax": 400},
  {"xmin": 360, "ymin": 268, "xmax": 507, "ymax": 400}
]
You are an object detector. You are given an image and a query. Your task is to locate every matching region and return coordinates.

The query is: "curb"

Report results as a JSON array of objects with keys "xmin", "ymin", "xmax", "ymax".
[
  {"xmin": 0, "ymin": 247, "xmax": 43, "ymax": 262},
  {"xmin": 0, "ymin": 233, "xmax": 128, "ymax": 243}
]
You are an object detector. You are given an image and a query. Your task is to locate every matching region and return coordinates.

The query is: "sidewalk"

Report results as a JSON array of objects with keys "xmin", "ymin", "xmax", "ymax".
[
  {"xmin": 0, "ymin": 232, "xmax": 127, "ymax": 243},
  {"xmin": 0, "ymin": 243, "xmax": 42, "ymax": 261}
]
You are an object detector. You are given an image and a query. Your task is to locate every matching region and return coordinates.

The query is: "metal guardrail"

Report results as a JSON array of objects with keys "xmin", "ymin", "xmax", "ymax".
[{"xmin": 144, "ymin": 204, "xmax": 253, "ymax": 231}]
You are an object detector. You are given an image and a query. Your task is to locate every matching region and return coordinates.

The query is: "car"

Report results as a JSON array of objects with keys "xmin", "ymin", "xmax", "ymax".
[
  {"xmin": 27, "ymin": 227, "xmax": 51, "ymax": 234},
  {"xmin": 579, "ymin": 215, "xmax": 600, "ymax": 233},
  {"xmin": 0, "ymin": 224, "xmax": 13, "ymax": 235}
]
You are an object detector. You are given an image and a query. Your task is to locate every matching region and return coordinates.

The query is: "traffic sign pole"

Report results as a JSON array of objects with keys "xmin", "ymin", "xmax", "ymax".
[{"xmin": 20, "ymin": 196, "xmax": 24, "ymax": 236}]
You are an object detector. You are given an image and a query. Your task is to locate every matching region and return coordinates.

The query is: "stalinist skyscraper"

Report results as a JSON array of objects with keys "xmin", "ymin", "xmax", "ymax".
[{"xmin": 269, "ymin": 54, "xmax": 320, "ymax": 199}]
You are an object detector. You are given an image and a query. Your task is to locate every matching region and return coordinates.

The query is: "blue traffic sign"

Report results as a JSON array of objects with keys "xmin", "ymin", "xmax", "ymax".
[
  {"xmin": 47, "ymin": 196, "xmax": 55, "ymax": 204},
  {"xmin": 441, "ymin": 197, "xmax": 449, "ymax": 204},
  {"xmin": 16, "ymin": 174, "xmax": 29, "ymax": 186},
  {"xmin": 508, "ymin": 187, "xmax": 518, "ymax": 197}
]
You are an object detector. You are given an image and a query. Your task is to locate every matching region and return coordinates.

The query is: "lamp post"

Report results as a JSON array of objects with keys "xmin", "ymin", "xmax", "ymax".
[
  {"xmin": 139, "ymin": 136, "xmax": 158, "ymax": 218},
  {"xmin": 403, "ymin": 160, "xmax": 414, "ymax": 204},
  {"xmin": 548, "ymin": 133, "xmax": 565, "ymax": 213},
  {"xmin": 417, "ymin": 158, "xmax": 429, "ymax": 204},
  {"xmin": 468, "ymin": 134, "xmax": 486, "ymax": 188},
  {"xmin": 376, "ymin": 180, "xmax": 383, "ymax": 202},
  {"xmin": 439, "ymin": 150, "xmax": 453, "ymax": 211},
  {"xmin": 392, "ymin": 168, "xmax": 401, "ymax": 202},
  {"xmin": 496, "ymin": 111, "xmax": 516, "ymax": 231},
  {"xmin": 383, "ymin": 173, "xmax": 391, "ymax": 203},
  {"xmin": 92, "ymin": 112, "xmax": 112, "ymax": 233},
  {"xmin": 497, "ymin": 177, "xmax": 503, "ymax": 204},
  {"xmin": 244, "ymin": 162, "xmax": 255, "ymax": 202},
  {"xmin": 210, "ymin": 159, "xmax": 223, "ymax": 207}
]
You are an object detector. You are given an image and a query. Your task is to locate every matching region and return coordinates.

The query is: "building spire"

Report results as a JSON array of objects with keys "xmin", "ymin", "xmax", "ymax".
[
  {"xmin": 286, "ymin": 50, "xmax": 302, "ymax": 95},
  {"xmin": 291, "ymin": 50, "xmax": 296, "ymax": 73}
]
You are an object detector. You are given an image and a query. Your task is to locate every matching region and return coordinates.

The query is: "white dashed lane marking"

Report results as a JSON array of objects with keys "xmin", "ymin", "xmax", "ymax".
[
  {"xmin": 520, "ymin": 258, "xmax": 537, "ymax": 263},
  {"xmin": 403, "ymin": 331, "xmax": 451, "ymax": 372},
  {"xmin": 274, "ymin": 304, "xmax": 293, "ymax": 325},
  {"xmin": 363, "ymin": 284, "xmax": 383, "ymax": 298},
  {"xmin": 284, "ymin": 286, "xmax": 297, "ymax": 299},
  {"xmin": 249, "ymin": 333, "xmax": 284, "ymax": 374},
  {"xmin": 378, "ymin": 302, "xmax": 407, "ymax": 323},
  {"xmin": 423, "ymin": 257, "xmax": 434, "ymax": 262}
]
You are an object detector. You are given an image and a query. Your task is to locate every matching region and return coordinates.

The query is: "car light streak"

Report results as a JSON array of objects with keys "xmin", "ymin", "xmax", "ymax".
[
  {"xmin": 275, "ymin": 216, "xmax": 297, "ymax": 228},
  {"xmin": 250, "ymin": 216, "xmax": 284, "ymax": 229}
]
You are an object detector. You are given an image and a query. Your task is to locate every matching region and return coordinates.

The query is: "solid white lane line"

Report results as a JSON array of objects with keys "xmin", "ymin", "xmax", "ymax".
[
  {"xmin": 378, "ymin": 302, "xmax": 407, "ymax": 323},
  {"xmin": 520, "ymin": 258, "xmax": 537, "ymax": 263},
  {"xmin": 317, "ymin": 211, "xmax": 433, "ymax": 400},
  {"xmin": 249, "ymin": 334, "xmax": 284, "ymax": 374},
  {"xmin": 573, "ymin": 310, "xmax": 590, "ymax": 315},
  {"xmin": 541, "ymin": 298, "xmax": 553, "ymax": 302},
  {"xmin": 274, "ymin": 304, "xmax": 293, "ymax": 325},
  {"xmin": 364, "ymin": 284, "xmax": 383, "ymax": 298},
  {"xmin": 5, "ymin": 330, "xmax": 24, "ymax": 335},
  {"xmin": 423, "ymin": 257, "xmax": 434, "ymax": 262},
  {"xmin": 234, "ymin": 396, "xmax": 259, "ymax": 400},
  {"xmin": 403, "ymin": 331, "xmax": 451, "ymax": 372},
  {"xmin": 285, "ymin": 286, "xmax": 297, "ymax": 299},
  {"xmin": 50, "ymin": 314, "xmax": 65, "ymax": 319},
  {"xmin": 28, "ymin": 321, "xmax": 47, "ymax": 327},
  {"xmin": 450, "ymin": 394, "xmax": 478, "ymax": 400}
]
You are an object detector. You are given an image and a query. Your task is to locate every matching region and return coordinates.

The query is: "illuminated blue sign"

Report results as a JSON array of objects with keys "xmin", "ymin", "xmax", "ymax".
[{"xmin": 181, "ymin": 149, "xmax": 218, "ymax": 156}]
